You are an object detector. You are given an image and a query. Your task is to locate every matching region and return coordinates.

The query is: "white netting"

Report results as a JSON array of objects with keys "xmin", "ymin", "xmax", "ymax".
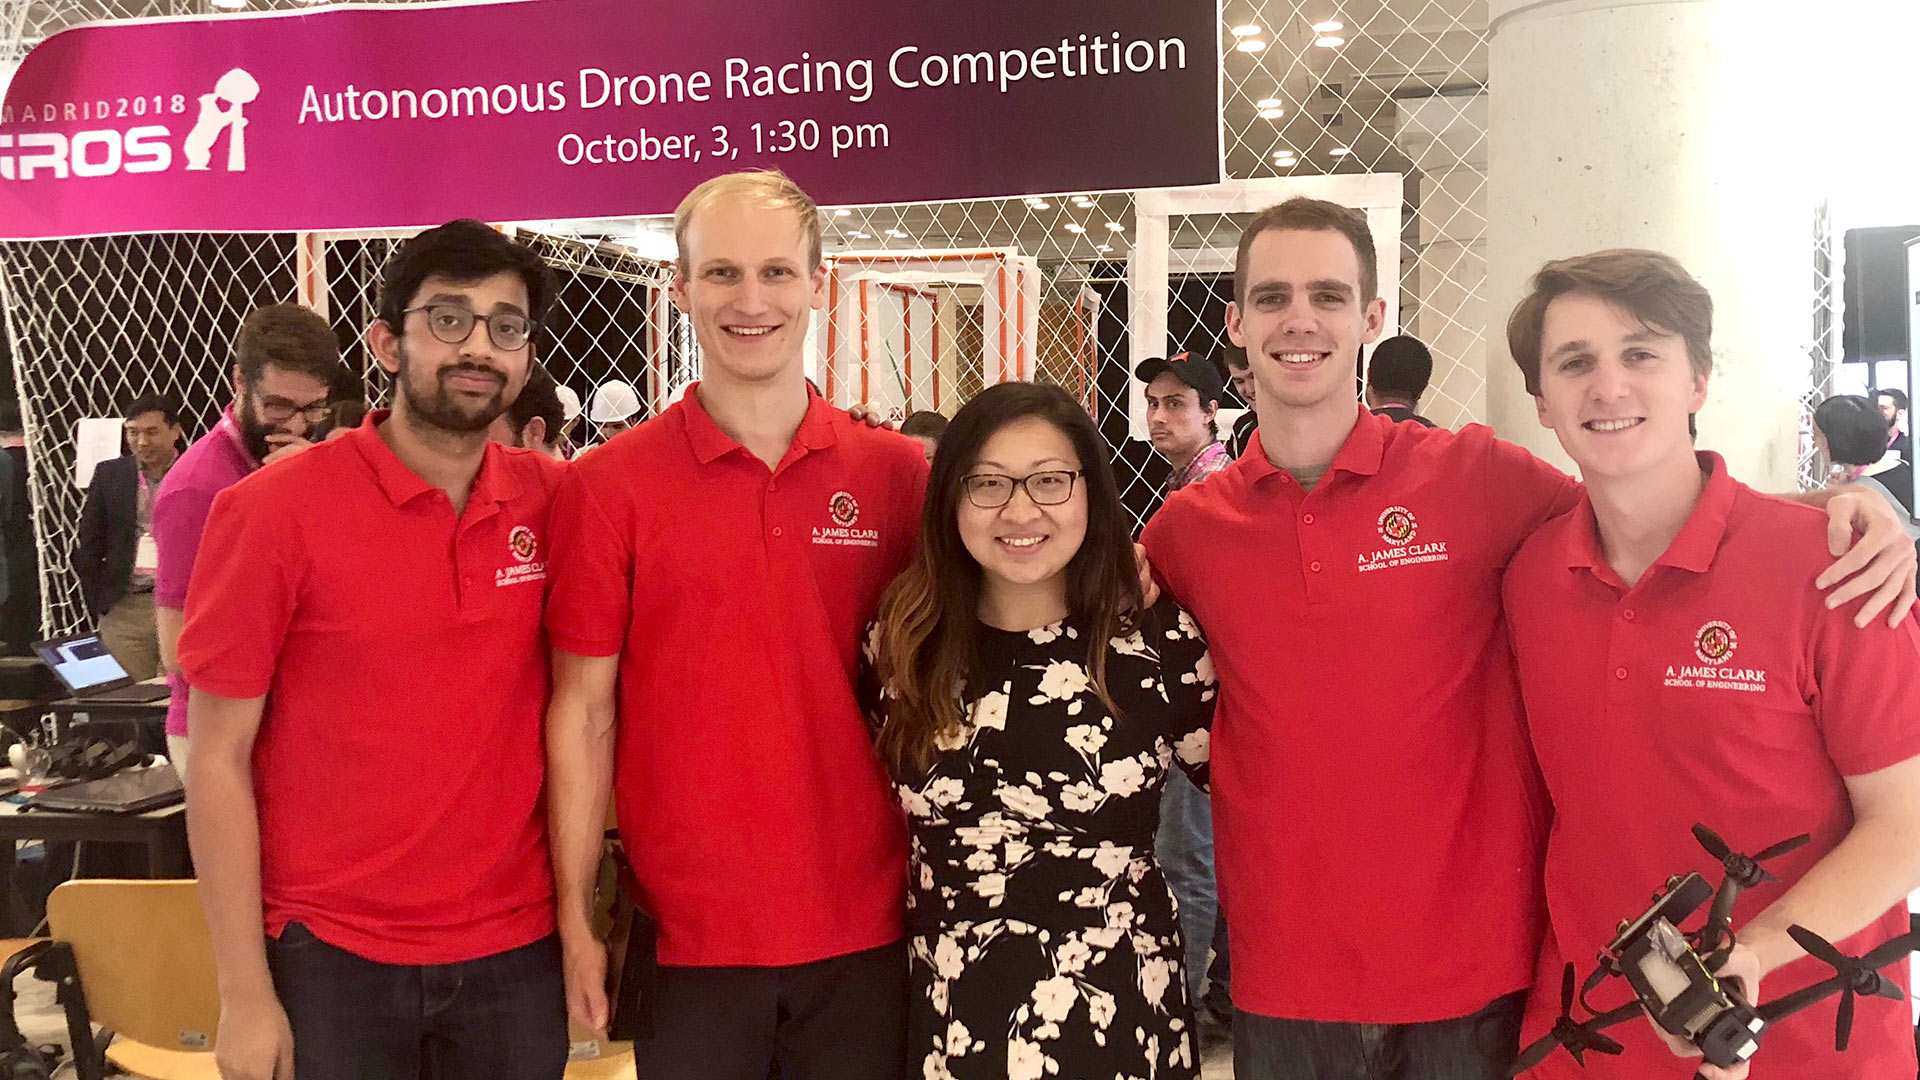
[{"xmin": 2, "ymin": 0, "xmax": 1504, "ymax": 637}]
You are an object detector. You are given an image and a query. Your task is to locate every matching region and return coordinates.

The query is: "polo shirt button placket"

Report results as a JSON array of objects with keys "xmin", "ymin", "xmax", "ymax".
[{"xmin": 1614, "ymin": 666, "xmax": 1628, "ymax": 680}]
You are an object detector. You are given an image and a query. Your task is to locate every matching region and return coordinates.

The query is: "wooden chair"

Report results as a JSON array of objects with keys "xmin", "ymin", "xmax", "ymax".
[{"xmin": 0, "ymin": 879, "xmax": 635, "ymax": 1080}]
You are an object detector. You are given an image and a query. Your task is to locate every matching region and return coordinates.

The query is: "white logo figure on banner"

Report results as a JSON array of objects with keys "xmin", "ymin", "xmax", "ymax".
[{"xmin": 184, "ymin": 68, "xmax": 260, "ymax": 172}]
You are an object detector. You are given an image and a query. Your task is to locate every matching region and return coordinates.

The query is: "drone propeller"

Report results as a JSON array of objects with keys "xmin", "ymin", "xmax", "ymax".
[
  {"xmin": 1692, "ymin": 825, "xmax": 1809, "ymax": 888},
  {"xmin": 1691, "ymin": 825, "xmax": 1810, "ymax": 956},
  {"xmin": 1510, "ymin": 965, "xmax": 1630, "ymax": 1075},
  {"xmin": 1758, "ymin": 925, "xmax": 1911, "ymax": 1052}
]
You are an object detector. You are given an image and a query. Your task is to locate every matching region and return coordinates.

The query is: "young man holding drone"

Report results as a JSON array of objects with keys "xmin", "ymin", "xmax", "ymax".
[{"xmin": 1502, "ymin": 249, "xmax": 1920, "ymax": 1079}]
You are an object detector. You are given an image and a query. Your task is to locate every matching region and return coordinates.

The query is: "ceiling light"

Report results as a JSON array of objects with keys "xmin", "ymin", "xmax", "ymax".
[
  {"xmin": 1272, "ymin": 150, "xmax": 1297, "ymax": 161},
  {"xmin": 211, "ymin": 0, "xmax": 246, "ymax": 8},
  {"xmin": 1097, "ymin": 245, "xmax": 1113, "ymax": 252},
  {"xmin": 850, "ymin": 231, "xmax": 871, "ymax": 239},
  {"xmin": 1329, "ymin": 146, "xmax": 1352, "ymax": 156},
  {"xmin": 1255, "ymin": 97, "xmax": 1283, "ymax": 109},
  {"xmin": 1064, "ymin": 224, "xmax": 1086, "ymax": 234},
  {"xmin": 1236, "ymin": 39, "xmax": 1267, "ymax": 53},
  {"xmin": 1314, "ymin": 35, "xmax": 1345, "ymax": 47},
  {"xmin": 833, "ymin": 209, "xmax": 852, "ymax": 217},
  {"xmin": 1230, "ymin": 24, "xmax": 1262, "ymax": 37},
  {"xmin": 1313, "ymin": 19, "xmax": 1343, "ymax": 33},
  {"xmin": 1258, "ymin": 107, "xmax": 1285, "ymax": 120},
  {"xmin": 885, "ymin": 229, "xmax": 907, "ymax": 238},
  {"xmin": 1026, "ymin": 199, "xmax": 1051, "ymax": 209},
  {"xmin": 1105, "ymin": 222, "xmax": 1126, "ymax": 231}
]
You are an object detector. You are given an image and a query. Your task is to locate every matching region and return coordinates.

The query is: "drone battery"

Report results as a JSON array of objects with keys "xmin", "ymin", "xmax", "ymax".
[{"xmin": 1697, "ymin": 1006, "xmax": 1765, "ymax": 1068}]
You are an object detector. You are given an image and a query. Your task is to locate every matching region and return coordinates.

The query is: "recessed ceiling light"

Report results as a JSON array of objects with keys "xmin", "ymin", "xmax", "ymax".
[
  {"xmin": 1105, "ymin": 222, "xmax": 1126, "ymax": 232},
  {"xmin": 1065, "ymin": 224, "xmax": 1087, "ymax": 234},
  {"xmin": 1313, "ymin": 19, "xmax": 1344, "ymax": 33},
  {"xmin": 1026, "ymin": 199, "xmax": 1051, "ymax": 209},
  {"xmin": 211, "ymin": 0, "xmax": 246, "ymax": 8},
  {"xmin": 1097, "ymin": 245, "xmax": 1114, "ymax": 252},
  {"xmin": 1255, "ymin": 97, "xmax": 1283, "ymax": 109},
  {"xmin": 850, "ymin": 231, "xmax": 871, "ymax": 238},
  {"xmin": 1258, "ymin": 107, "xmax": 1285, "ymax": 120},
  {"xmin": 833, "ymin": 209, "xmax": 852, "ymax": 217},
  {"xmin": 1329, "ymin": 146, "xmax": 1352, "ymax": 156},
  {"xmin": 1272, "ymin": 150, "xmax": 1297, "ymax": 161},
  {"xmin": 1236, "ymin": 39, "xmax": 1267, "ymax": 53},
  {"xmin": 885, "ymin": 229, "xmax": 907, "ymax": 238},
  {"xmin": 1230, "ymin": 24, "xmax": 1262, "ymax": 37},
  {"xmin": 1314, "ymin": 35, "xmax": 1345, "ymax": 47}
]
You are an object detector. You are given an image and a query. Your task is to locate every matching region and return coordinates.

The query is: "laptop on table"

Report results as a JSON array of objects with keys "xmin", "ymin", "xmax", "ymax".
[
  {"xmin": 31, "ymin": 633, "xmax": 170, "ymax": 704},
  {"xmin": 27, "ymin": 762, "xmax": 183, "ymax": 814}
]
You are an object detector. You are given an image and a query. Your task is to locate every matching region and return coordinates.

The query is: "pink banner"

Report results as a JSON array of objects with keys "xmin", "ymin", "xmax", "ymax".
[{"xmin": 0, "ymin": 0, "xmax": 1220, "ymax": 239}]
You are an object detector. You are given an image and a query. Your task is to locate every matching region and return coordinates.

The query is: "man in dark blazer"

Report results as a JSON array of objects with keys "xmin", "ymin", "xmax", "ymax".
[{"xmin": 75, "ymin": 394, "xmax": 182, "ymax": 680}]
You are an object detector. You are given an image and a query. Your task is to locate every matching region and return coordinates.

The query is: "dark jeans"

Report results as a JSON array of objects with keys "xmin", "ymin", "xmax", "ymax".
[
  {"xmin": 266, "ymin": 922, "xmax": 567, "ymax": 1080},
  {"xmin": 633, "ymin": 940, "xmax": 906, "ymax": 1080},
  {"xmin": 1234, "ymin": 991, "xmax": 1526, "ymax": 1080}
]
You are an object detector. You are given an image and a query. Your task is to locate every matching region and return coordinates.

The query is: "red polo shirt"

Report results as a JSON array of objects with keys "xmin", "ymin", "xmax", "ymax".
[
  {"xmin": 1505, "ymin": 453, "xmax": 1920, "ymax": 1079},
  {"xmin": 545, "ymin": 384, "xmax": 925, "ymax": 968},
  {"xmin": 1141, "ymin": 406, "xmax": 1579, "ymax": 1022},
  {"xmin": 177, "ymin": 413, "xmax": 564, "ymax": 965}
]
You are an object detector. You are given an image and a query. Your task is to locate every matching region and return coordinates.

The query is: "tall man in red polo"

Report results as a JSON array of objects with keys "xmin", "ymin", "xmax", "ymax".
[
  {"xmin": 182, "ymin": 221, "xmax": 570, "ymax": 1080},
  {"xmin": 1503, "ymin": 250, "xmax": 1920, "ymax": 1080},
  {"xmin": 1138, "ymin": 197, "xmax": 1919, "ymax": 1080},
  {"xmin": 544, "ymin": 170, "xmax": 927, "ymax": 1080}
]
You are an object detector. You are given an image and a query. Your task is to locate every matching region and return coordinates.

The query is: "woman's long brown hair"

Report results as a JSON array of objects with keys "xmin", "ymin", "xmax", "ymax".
[{"xmin": 873, "ymin": 382, "xmax": 1143, "ymax": 773}]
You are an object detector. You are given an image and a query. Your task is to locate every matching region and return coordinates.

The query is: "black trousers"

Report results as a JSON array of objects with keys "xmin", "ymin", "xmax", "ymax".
[
  {"xmin": 267, "ymin": 922, "xmax": 567, "ymax": 1080},
  {"xmin": 633, "ymin": 940, "xmax": 908, "ymax": 1080},
  {"xmin": 1235, "ymin": 991, "xmax": 1526, "ymax": 1080}
]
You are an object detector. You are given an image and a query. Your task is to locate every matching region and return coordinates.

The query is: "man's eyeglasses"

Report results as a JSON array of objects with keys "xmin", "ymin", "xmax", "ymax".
[
  {"xmin": 255, "ymin": 396, "xmax": 332, "ymax": 425},
  {"xmin": 962, "ymin": 470, "xmax": 1083, "ymax": 509},
  {"xmin": 404, "ymin": 305, "xmax": 536, "ymax": 351}
]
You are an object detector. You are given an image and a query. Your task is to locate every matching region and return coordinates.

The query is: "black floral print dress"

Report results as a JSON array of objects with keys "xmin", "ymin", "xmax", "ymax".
[{"xmin": 861, "ymin": 599, "xmax": 1215, "ymax": 1080}]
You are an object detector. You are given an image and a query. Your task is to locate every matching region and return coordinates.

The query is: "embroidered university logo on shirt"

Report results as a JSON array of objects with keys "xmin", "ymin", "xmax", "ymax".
[
  {"xmin": 1663, "ymin": 620, "xmax": 1766, "ymax": 693},
  {"xmin": 496, "ymin": 525, "xmax": 546, "ymax": 587},
  {"xmin": 1357, "ymin": 504, "xmax": 1449, "ymax": 574},
  {"xmin": 814, "ymin": 490, "xmax": 880, "ymax": 548}
]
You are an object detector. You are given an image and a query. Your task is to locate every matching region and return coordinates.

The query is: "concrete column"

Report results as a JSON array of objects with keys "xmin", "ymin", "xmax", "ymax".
[
  {"xmin": 1395, "ymin": 92, "xmax": 1488, "ymax": 429},
  {"xmin": 1486, "ymin": 0, "xmax": 1814, "ymax": 488}
]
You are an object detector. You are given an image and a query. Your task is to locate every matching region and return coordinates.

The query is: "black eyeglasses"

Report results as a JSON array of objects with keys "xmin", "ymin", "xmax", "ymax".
[
  {"xmin": 963, "ymin": 470, "xmax": 1083, "ymax": 509},
  {"xmin": 404, "ymin": 304, "xmax": 536, "ymax": 351},
  {"xmin": 255, "ymin": 395, "xmax": 332, "ymax": 424}
]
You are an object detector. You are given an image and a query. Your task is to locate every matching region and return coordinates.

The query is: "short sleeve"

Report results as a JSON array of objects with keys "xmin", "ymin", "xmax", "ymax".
[
  {"xmin": 151, "ymin": 482, "xmax": 221, "ymax": 609},
  {"xmin": 1139, "ymin": 508, "xmax": 1189, "ymax": 612},
  {"xmin": 176, "ymin": 485, "xmax": 305, "ymax": 700},
  {"xmin": 543, "ymin": 466, "xmax": 633, "ymax": 657},
  {"xmin": 1151, "ymin": 600, "xmax": 1215, "ymax": 790},
  {"xmin": 1810, "ymin": 609, "xmax": 1920, "ymax": 777},
  {"xmin": 1480, "ymin": 430, "xmax": 1581, "ymax": 564}
]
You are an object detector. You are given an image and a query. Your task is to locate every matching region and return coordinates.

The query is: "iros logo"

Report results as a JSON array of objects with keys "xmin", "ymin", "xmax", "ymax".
[{"xmin": 1, "ymin": 68, "xmax": 258, "ymax": 181}]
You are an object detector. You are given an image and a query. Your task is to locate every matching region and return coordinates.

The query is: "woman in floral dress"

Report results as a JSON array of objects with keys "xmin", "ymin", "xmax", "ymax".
[{"xmin": 863, "ymin": 382, "xmax": 1216, "ymax": 1080}]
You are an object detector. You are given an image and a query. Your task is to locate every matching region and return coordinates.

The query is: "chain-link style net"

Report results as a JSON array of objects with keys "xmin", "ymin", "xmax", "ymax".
[{"xmin": 1, "ymin": 0, "xmax": 1514, "ymax": 637}]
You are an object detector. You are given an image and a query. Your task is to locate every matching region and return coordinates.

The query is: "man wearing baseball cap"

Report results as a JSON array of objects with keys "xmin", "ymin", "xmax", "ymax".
[
  {"xmin": 1139, "ymin": 352, "xmax": 1231, "ymax": 502},
  {"xmin": 1136, "ymin": 349, "xmax": 1232, "ymax": 1037}
]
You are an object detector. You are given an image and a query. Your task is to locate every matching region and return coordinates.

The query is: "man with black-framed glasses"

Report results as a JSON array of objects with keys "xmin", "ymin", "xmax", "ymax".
[
  {"xmin": 181, "ymin": 221, "xmax": 571, "ymax": 1080},
  {"xmin": 153, "ymin": 301, "xmax": 340, "ymax": 780}
]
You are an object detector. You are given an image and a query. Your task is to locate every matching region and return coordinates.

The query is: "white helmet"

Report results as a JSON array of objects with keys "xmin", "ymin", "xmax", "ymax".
[
  {"xmin": 588, "ymin": 380, "xmax": 640, "ymax": 424},
  {"xmin": 555, "ymin": 384, "xmax": 583, "ymax": 423}
]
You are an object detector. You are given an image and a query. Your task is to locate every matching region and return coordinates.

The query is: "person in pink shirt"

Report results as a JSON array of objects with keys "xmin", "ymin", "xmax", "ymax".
[{"xmin": 152, "ymin": 302, "xmax": 339, "ymax": 776}]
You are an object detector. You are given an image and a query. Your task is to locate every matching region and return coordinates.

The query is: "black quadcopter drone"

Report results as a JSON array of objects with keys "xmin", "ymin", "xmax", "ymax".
[{"xmin": 1512, "ymin": 823, "xmax": 1920, "ymax": 1075}]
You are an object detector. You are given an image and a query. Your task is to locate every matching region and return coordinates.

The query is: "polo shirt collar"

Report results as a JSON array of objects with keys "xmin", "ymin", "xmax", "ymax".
[
  {"xmin": 1562, "ymin": 451, "xmax": 1734, "ymax": 577},
  {"xmin": 1242, "ymin": 404, "xmax": 1386, "ymax": 488},
  {"xmin": 215, "ymin": 405, "xmax": 263, "ymax": 472},
  {"xmin": 681, "ymin": 380, "xmax": 839, "ymax": 467},
  {"xmin": 348, "ymin": 410, "xmax": 523, "ymax": 511}
]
